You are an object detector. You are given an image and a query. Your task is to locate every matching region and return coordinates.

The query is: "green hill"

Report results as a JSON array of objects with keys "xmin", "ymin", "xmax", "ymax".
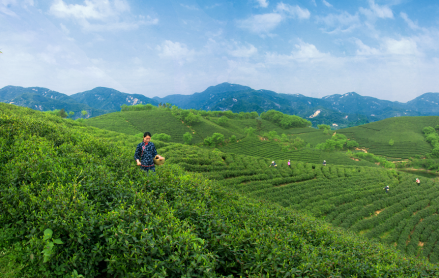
[
  {"xmin": 339, "ymin": 116, "xmax": 439, "ymax": 159},
  {"xmin": 84, "ymin": 106, "xmax": 437, "ymax": 165},
  {"xmin": 3, "ymin": 103, "xmax": 439, "ymax": 276}
]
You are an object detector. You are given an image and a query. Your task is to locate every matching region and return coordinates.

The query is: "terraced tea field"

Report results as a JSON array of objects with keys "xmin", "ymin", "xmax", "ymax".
[
  {"xmin": 220, "ymin": 136, "xmax": 377, "ymax": 166},
  {"xmin": 160, "ymin": 143, "xmax": 439, "ymax": 262},
  {"xmin": 339, "ymin": 116, "xmax": 439, "ymax": 158}
]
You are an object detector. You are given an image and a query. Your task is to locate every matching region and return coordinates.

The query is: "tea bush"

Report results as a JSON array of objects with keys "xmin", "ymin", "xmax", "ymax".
[{"xmin": 2, "ymin": 103, "xmax": 439, "ymax": 277}]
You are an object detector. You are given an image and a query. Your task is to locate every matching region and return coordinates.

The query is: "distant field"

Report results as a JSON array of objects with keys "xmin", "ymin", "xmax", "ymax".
[
  {"xmin": 85, "ymin": 108, "xmax": 438, "ymax": 161},
  {"xmin": 339, "ymin": 116, "xmax": 439, "ymax": 158},
  {"xmin": 161, "ymin": 143, "xmax": 439, "ymax": 262},
  {"xmin": 219, "ymin": 136, "xmax": 377, "ymax": 166},
  {"xmin": 85, "ymin": 109, "xmax": 197, "ymax": 144},
  {"xmin": 82, "ymin": 112, "xmax": 141, "ymax": 135}
]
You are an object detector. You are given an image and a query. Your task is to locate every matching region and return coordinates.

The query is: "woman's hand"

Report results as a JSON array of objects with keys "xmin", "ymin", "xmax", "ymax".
[
  {"xmin": 156, "ymin": 155, "xmax": 164, "ymax": 161},
  {"xmin": 136, "ymin": 159, "xmax": 141, "ymax": 166}
]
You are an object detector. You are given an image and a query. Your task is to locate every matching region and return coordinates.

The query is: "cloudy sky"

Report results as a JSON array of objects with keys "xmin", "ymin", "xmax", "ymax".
[{"xmin": 1, "ymin": 0, "xmax": 439, "ymax": 101}]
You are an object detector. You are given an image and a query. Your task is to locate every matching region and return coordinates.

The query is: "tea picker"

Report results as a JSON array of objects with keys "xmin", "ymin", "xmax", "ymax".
[{"xmin": 134, "ymin": 132, "xmax": 165, "ymax": 173}]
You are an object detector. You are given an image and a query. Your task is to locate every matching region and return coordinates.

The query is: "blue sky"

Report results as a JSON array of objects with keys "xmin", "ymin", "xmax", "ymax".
[{"xmin": 1, "ymin": 0, "xmax": 439, "ymax": 102}]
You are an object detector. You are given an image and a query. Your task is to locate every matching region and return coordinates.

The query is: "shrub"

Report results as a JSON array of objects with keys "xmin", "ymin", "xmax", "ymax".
[
  {"xmin": 423, "ymin": 126, "xmax": 436, "ymax": 135},
  {"xmin": 217, "ymin": 116, "xmax": 229, "ymax": 126},
  {"xmin": 389, "ymin": 139, "xmax": 394, "ymax": 146},
  {"xmin": 183, "ymin": 132, "xmax": 193, "ymax": 144},
  {"xmin": 152, "ymin": 133, "xmax": 171, "ymax": 142}
]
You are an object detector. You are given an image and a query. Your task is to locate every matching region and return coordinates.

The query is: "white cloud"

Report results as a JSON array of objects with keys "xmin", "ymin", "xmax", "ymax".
[
  {"xmin": 322, "ymin": 0, "xmax": 332, "ymax": 8},
  {"xmin": 227, "ymin": 42, "xmax": 258, "ymax": 58},
  {"xmin": 49, "ymin": 0, "xmax": 157, "ymax": 32},
  {"xmin": 354, "ymin": 39, "xmax": 380, "ymax": 56},
  {"xmin": 359, "ymin": 0, "xmax": 393, "ymax": 20},
  {"xmin": 383, "ymin": 37, "xmax": 420, "ymax": 56},
  {"xmin": 317, "ymin": 11, "xmax": 360, "ymax": 33},
  {"xmin": 292, "ymin": 41, "xmax": 329, "ymax": 60},
  {"xmin": 266, "ymin": 41, "xmax": 330, "ymax": 65},
  {"xmin": 0, "ymin": 0, "xmax": 18, "ymax": 16},
  {"xmin": 275, "ymin": 2, "xmax": 310, "ymax": 19},
  {"xmin": 400, "ymin": 12, "xmax": 421, "ymax": 31},
  {"xmin": 156, "ymin": 40, "xmax": 195, "ymax": 63},
  {"xmin": 238, "ymin": 13, "xmax": 283, "ymax": 34},
  {"xmin": 180, "ymin": 4, "xmax": 199, "ymax": 11},
  {"xmin": 353, "ymin": 37, "xmax": 421, "ymax": 57},
  {"xmin": 255, "ymin": 0, "xmax": 268, "ymax": 8},
  {"xmin": 49, "ymin": 0, "xmax": 116, "ymax": 20},
  {"xmin": 238, "ymin": 2, "xmax": 309, "ymax": 34}
]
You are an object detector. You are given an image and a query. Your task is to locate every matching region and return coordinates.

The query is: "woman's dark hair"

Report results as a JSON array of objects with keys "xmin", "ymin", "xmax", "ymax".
[{"xmin": 143, "ymin": 132, "xmax": 152, "ymax": 137}]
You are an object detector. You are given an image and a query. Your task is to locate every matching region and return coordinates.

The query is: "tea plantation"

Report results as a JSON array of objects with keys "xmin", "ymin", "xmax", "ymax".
[
  {"xmin": 160, "ymin": 143, "xmax": 439, "ymax": 264},
  {"xmin": 2, "ymin": 102, "xmax": 439, "ymax": 277},
  {"xmin": 338, "ymin": 116, "xmax": 439, "ymax": 159}
]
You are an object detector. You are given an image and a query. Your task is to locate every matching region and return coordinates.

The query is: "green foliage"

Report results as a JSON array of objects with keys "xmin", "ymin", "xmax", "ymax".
[
  {"xmin": 41, "ymin": 229, "xmax": 64, "ymax": 263},
  {"xmin": 204, "ymin": 133, "xmax": 224, "ymax": 147},
  {"xmin": 184, "ymin": 112, "xmax": 200, "ymax": 125},
  {"xmin": 2, "ymin": 103, "xmax": 439, "ymax": 276},
  {"xmin": 151, "ymin": 133, "xmax": 171, "ymax": 142},
  {"xmin": 423, "ymin": 126, "xmax": 436, "ymax": 135},
  {"xmin": 422, "ymin": 126, "xmax": 439, "ymax": 158},
  {"xmin": 347, "ymin": 140, "xmax": 359, "ymax": 149},
  {"xmin": 244, "ymin": 126, "xmax": 255, "ymax": 136},
  {"xmin": 121, "ymin": 103, "xmax": 157, "ymax": 111},
  {"xmin": 316, "ymin": 134, "xmax": 348, "ymax": 151},
  {"xmin": 354, "ymin": 152, "xmax": 395, "ymax": 168},
  {"xmin": 260, "ymin": 110, "xmax": 311, "ymax": 129},
  {"xmin": 339, "ymin": 117, "xmax": 438, "ymax": 159},
  {"xmin": 263, "ymin": 130, "xmax": 279, "ymax": 140},
  {"xmin": 44, "ymin": 109, "xmax": 67, "ymax": 118},
  {"xmin": 318, "ymin": 124, "xmax": 331, "ymax": 130},
  {"xmin": 217, "ymin": 115, "xmax": 229, "ymax": 126},
  {"xmin": 389, "ymin": 139, "xmax": 394, "ymax": 146},
  {"xmin": 183, "ymin": 132, "xmax": 192, "ymax": 144},
  {"xmin": 229, "ymin": 134, "xmax": 237, "ymax": 142}
]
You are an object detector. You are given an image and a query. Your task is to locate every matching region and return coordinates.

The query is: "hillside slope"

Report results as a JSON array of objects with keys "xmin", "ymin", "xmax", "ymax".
[
  {"xmin": 339, "ymin": 116, "xmax": 439, "ymax": 158},
  {"xmin": 1, "ymin": 102, "xmax": 439, "ymax": 277},
  {"xmin": 161, "ymin": 142, "xmax": 439, "ymax": 263}
]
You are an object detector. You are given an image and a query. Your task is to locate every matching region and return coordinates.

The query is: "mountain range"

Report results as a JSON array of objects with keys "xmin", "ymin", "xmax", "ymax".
[{"xmin": 1, "ymin": 83, "xmax": 439, "ymax": 128}]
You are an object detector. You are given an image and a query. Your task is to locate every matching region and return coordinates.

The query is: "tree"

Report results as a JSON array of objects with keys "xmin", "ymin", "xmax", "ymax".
[
  {"xmin": 389, "ymin": 139, "xmax": 394, "ymax": 146},
  {"xmin": 81, "ymin": 110, "xmax": 88, "ymax": 118},
  {"xmin": 244, "ymin": 127, "xmax": 255, "ymax": 136},
  {"xmin": 217, "ymin": 116, "xmax": 229, "ymax": 126},
  {"xmin": 230, "ymin": 135, "xmax": 237, "ymax": 143},
  {"xmin": 211, "ymin": 133, "xmax": 224, "ymax": 147},
  {"xmin": 256, "ymin": 119, "xmax": 262, "ymax": 131},
  {"xmin": 68, "ymin": 111, "xmax": 74, "ymax": 118},
  {"xmin": 185, "ymin": 112, "xmax": 200, "ymax": 125},
  {"xmin": 183, "ymin": 132, "xmax": 192, "ymax": 144},
  {"xmin": 152, "ymin": 133, "xmax": 171, "ymax": 142},
  {"xmin": 318, "ymin": 124, "xmax": 331, "ymax": 130},
  {"xmin": 423, "ymin": 126, "xmax": 435, "ymax": 135},
  {"xmin": 347, "ymin": 140, "xmax": 359, "ymax": 149},
  {"xmin": 204, "ymin": 136, "xmax": 213, "ymax": 147},
  {"xmin": 59, "ymin": 108, "xmax": 67, "ymax": 118}
]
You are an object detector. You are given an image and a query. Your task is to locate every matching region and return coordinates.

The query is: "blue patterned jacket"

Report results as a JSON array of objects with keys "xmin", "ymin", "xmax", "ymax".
[{"xmin": 134, "ymin": 142, "xmax": 157, "ymax": 169}]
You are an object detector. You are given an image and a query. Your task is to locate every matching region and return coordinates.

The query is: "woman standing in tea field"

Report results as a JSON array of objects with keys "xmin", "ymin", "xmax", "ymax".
[{"xmin": 134, "ymin": 132, "xmax": 164, "ymax": 173}]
